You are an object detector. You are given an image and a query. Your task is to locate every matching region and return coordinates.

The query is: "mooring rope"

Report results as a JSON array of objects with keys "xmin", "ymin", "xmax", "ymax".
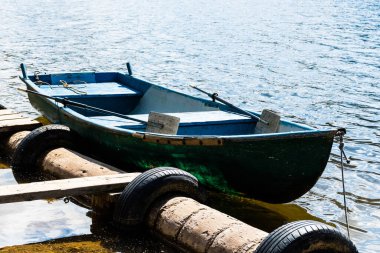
[
  {"xmin": 337, "ymin": 128, "xmax": 351, "ymax": 238},
  {"xmin": 34, "ymin": 71, "xmax": 53, "ymax": 88}
]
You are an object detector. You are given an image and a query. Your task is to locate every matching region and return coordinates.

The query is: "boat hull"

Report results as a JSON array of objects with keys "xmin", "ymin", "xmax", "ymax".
[{"xmin": 26, "ymin": 85, "xmax": 336, "ymax": 203}]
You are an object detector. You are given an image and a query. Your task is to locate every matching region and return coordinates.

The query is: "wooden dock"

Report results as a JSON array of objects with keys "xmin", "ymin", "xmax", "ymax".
[
  {"xmin": 0, "ymin": 107, "xmax": 41, "ymax": 133},
  {"xmin": 0, "ymin": 173, "xmax": 139, "ymax": 204}
]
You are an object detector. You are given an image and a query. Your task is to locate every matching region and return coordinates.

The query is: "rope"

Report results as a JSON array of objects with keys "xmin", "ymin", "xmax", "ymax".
[
  {"xmin": 34, "ymin": 71, "xmax": 53, "ymax": 88},
  {"xmin": 337, "ymin": 128, "xmax": 351, "ymax": 238},
  {"xmin": 33, "ymin": 71, "xmax": 87, "ymax": 95},
  {"xmin": 59, "ymin": 80, "xmax": 87, "ymax": 95}
]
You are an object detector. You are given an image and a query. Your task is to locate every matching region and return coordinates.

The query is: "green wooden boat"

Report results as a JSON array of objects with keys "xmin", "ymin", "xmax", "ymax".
[{"xmin": 19, "ymin": 64, "xmax": 339, "ymax": 203}]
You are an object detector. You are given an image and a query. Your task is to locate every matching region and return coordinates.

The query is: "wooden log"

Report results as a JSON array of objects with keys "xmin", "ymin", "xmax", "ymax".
[
  {"xmin": 147, "ymin": 197, "xmax": 267, "ymax": 253},
  {"xmin": 0, "ymin": 173, "xmax": 139, "ymax": 204},
  {"xmin": 4, "ymin": 131, "xmax": 30, "ymax": 154},
  {"xmin": 41, "ymin": 148, "xmax": 125, "ymax": 178}
]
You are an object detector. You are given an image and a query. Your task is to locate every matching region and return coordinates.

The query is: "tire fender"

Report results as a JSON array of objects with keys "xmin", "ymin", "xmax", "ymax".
[
  {"xmin": 255, "ymin": 220, "xmax": 358, "ymax": 253},
  {"xmin": 113, "ymin": 167, "xmax": 204, "ymax": 229},
  {"xmin": 11, "ymin": 124, "xmax": 76, "ymax": 183}
]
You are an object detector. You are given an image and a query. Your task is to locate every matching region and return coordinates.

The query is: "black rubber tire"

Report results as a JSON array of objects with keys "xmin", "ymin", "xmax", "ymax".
[
  {"xmin": 11, "ymin": 124, "xmax": 76, "ymax": 183},
  {"xmin": 255, "ymin": 220, "xmax": 358, "ymax": 253},
  {"xmin": 113, "ymin": 167, "xmax": 204, "ymax": 229}
]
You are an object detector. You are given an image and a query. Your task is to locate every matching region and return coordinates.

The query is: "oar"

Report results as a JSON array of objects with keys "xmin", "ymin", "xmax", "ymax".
[
  {"xmin": 17, "ymin": 88, "xmax": 153, "ymax": 126},
  {"xmin": 190, "ymin": 85, "xmax": 268, "ymax": 125}
]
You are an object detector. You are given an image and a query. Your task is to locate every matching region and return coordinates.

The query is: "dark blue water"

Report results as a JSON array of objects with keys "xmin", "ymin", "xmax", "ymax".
[{"xmin": 0, "ymin": 0, "xmax": 379, "ymax": 252}]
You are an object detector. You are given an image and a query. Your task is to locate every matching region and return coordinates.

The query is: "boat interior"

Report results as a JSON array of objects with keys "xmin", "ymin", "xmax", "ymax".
[{"xmin": 29, "ymin": 72, "xmax": 311, "ymax": 135}]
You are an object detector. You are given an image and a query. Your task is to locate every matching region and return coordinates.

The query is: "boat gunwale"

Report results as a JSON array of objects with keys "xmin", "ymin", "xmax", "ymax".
[{"xmin": 20, "ymin": 74, "xmax": 338, "ymax": 143}]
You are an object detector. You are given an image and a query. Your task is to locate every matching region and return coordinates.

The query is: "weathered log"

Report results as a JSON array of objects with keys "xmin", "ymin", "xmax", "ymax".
[{"xmin": 41, "ymin": 148, "xmax": 124, "ymax": 178}]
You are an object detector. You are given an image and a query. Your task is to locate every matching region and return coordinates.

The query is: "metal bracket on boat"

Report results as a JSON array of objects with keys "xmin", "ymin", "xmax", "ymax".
[
  {"xmin": 34, "ymin": 71, "xmax": 40, "ymax": 81},
  {"xmin": 211, "ymin": 92, "xmax": 218, "ymax": 102},
  {"xmin": 336, "ymin": 128, "xmax": 350, "ymax": 164},
  {"xmin": 33, "ymin": 71, "xmax": 54, "ymax": 87}
]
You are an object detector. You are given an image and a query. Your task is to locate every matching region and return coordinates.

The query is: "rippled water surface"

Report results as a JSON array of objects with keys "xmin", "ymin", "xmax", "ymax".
[{"xmin": 0, "ymin": 0, "xmax": 379, "ymax": 252}]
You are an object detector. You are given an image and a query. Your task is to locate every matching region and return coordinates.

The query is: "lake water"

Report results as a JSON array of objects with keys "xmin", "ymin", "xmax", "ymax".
[{"xmin": 0, "ymin": 0, "xmax": 379, "ymax": 252}]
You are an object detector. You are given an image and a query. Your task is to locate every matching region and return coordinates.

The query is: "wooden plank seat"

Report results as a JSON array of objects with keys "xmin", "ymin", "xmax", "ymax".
[{"xmin": 89, "ymin": 110, "xmax": 253, "ymax": 130}]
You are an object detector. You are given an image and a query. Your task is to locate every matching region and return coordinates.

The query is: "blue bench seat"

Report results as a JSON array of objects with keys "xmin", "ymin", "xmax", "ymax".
[{"xmin": 89, "ymin": 110, "xmax": 255, "ymax": 135}]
